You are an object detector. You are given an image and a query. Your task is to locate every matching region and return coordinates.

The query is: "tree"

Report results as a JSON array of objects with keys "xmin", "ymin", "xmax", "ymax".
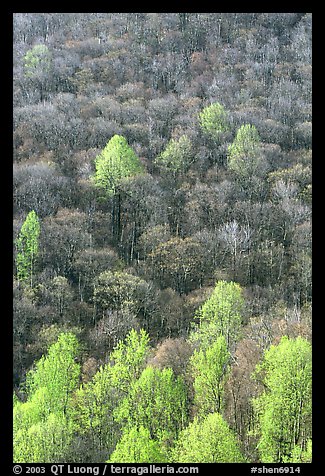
[
  {"xmin": 252, "ymin": 336, "xmax": 312, "ymax": 463},
  {"xmin": 13, "ymin": 333, "xmax": 80, "ymax": 462},
  {"xmin": 286, "ymin": 439, "xmax": 312, "ymax": 463},
  {"xmin": 108, "ymin": 426, "xmax": 168, "ymax": 463},
  {"xmin": 41, "ymin": 208, "xmax": 91, "ymax": 277},
  {"xmin": 227, "ymin": 124, "xmax": 261, "ymax": 177},
  {"xmin": 15, "ymin": 210, "xmax": 40, "ymax": 286},
  {"xmin": 24, "ymin": 44, "xmax": 52, "ymax": 78},
  {"xmin": 223, "ymin": 337, "xmax": 262, "ymax": 460},
  {"xmin": 25, "ymin": 332, "xmax": 80, "ymax": 415},
  {"xmin": 12, "ymin": 11, "xmax": 312, "ymax": 465},
  {"xmin": 93, "ymin": 135, "xmax": 145, "ymax": 245},
  {"xmin": 72, "ymin": 361, "xmax": 118, "ymax": 461},
  {"xmin": 148, "ymin": 236, "xmax": 206, "ymax": 294},
  {"xmin": 13, "ymin": 162, "xmax": 71, "ymax": 218},
  {"xmin": 93, "ymin": 270, "xmax": 155, "ymax": 329},
  {"xmin": 191, "ymin": 280, "xmax": 244, "ymax": 350},
  {"xmin": 218, "ymin": 220, "xmax": 252, "ymax": 281},
  {"xmin": 153, "ymin": 288, "xmax": 189, "ymax": 338},
  {"xmin": 109, "ymin": 328, "xmax": 151, "ymax": 393},
  {"xmin": 23, "ymin": 44, "xmax": 53, "ymax": 101},
  {"xmin": 199, "ymin": 102, "xmax": 230, "ymax": 139},
  {"xmin": 172, "ymin": 412, "xmax": 245, "ymax": 463},
  {"xmin": 72, "ymin": 247, "xmax": 120, "ymax": 302},
  {"xmin": 14, "ymin": 405, "xmax": 73, "ymax": 463},
  {"xmin": 149, "ymin": 337, "xmax": 193, "ymax": 379},
  {"xmin": 93, "ymin": 134, "xmax": 144, "ymax": 196},
  {"xmin": 154, "ymin": 134, "xmax": 194, "ymax": 175},
  {"xmin": 190, "ymin": 335, "xmax": 230, "ymax": 415},
  {"xmin": 89, "ymin": 308, "xmax": 140, "ymax": 354},
  {"xmin": 117, "ymin": 174, "xmax": 168, "ymax": 264},
  {"xmin": 116, "ymin": 366, "xmax": 188, "ymax": 444},
  {"xmin": 71, "ymin": 329, "xmax": 150, "ymax": 461},
  {"xmin": 46, "ymin": 276, "xmax": 74, "ymax": 319}
]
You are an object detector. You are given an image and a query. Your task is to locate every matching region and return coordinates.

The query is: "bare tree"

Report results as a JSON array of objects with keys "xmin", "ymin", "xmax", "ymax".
[{"xmin": 218, "ymin": 220, "xmax": 252, "ymax": 280}]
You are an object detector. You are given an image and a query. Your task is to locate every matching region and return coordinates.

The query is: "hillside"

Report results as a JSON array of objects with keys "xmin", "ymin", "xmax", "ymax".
[{"xmin": 13, "ymin": 13, "xmax": 312, "ymax": 464}]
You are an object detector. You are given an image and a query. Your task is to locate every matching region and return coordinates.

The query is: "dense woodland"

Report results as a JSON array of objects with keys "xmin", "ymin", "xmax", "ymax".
[{"xmin": 13, "ymin": 13, "xmax": 312, "ymax": 464}]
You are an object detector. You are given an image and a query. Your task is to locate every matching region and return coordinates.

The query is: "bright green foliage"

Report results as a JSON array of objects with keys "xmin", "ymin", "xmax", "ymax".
[
  {"xmin": 285, "ymin": 439, "xmax": 312, "ymax": 463},
  {"xmin": 191, "ymin": 280, "xmax": 244, "ymax": 349},
  {"xmin": 190, "ymin": 335, "xmax": 230, "ymax": 415},
  {"xmin": 73, "ymin": 362, "xmax": 117, "ymax": 458},
  {"xmin": 155, "ymin": 135, "xmax": 194, "ymax": 174},
  {"xmin": 108, "ymin": 426, "xmax": 168, "ymax": 463},
  {"xmin": 14, "ymin": 407, "xmax": 72, "ymax": 463},
  {"xmin": 94, "ymin": 134, "xmax": 144, "ymax": 195},
  {"xmin": 24, "ymin": 44, "xmax": 52, "ymax": 78},
  {"xmin": 116, "ymin": 366, "xmax": 188, "ymax": 443},
  {"xmin": 14, "ymin": 388, "xmax": 49, "ymax": 438},
  {"xmin": 109, "ymin": 328, "xmax": 151, "ymax": 392},
  {"xmin": 26, "ymin": 332, "xmax": 80, "ymax": 415},
  {"xmin": 227, "ymin": 124, "xmax": 261, "ymax": 176},
  {"xmin": 72, "ymin": 329, "xmax": 150, "ymax": 458},
  {"xmin": 252, "ymin": 336, "xmax": 312, "ymax": 463},
  {"xmin": 199, "ymin": 102, "xmax": 230, "ymax": 138},
  {"xmin": 172, "ymin": 412, "xmax": 245, "ymax": 463},
  {"xmin": 15, "ymin": 210, "xmax": 40, "ymax": 286},
  {"xmin": 13, "ymin": 333, "xmax": 80, "ymax": 462}
]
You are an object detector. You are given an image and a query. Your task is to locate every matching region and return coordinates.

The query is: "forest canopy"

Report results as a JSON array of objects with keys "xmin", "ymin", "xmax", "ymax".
[{"xmin": 13, "ymin": 12, "xmax": 312, "ymax": 464}]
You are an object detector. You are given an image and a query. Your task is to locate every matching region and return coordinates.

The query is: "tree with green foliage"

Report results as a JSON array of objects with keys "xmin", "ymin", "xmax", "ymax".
[
  {"xmin": 252, "ymin": 336, "xmax": 312, "ymax": 463},
  {"xmin": 72, "ymin": 363, "xmax": 117, "ymax": 460},
  {"xmin": 94, "ymin": 134, "xmax": 144, "ymax": 196},
  {"xmin": 25, "ymin": 332, "xmax": 80, "ymax": 415},
  {"xmin": 154, "ymin": 135, "xmax": 194, "ymax": 175},
  {"xmin": 72, "ymin": 329, "xmax": 150, "ymax": 461},
  {"xmin": 13, "ymin": 333, "xmax": 80, "ymax": 462},
  {"xmin": 199, "ymin": 102, "xmax": 230, "ymax": 139},
  {"xmin": 15, "ymin": 210, "xmax": 40, "ymax": 286},
  {"xmin": 227, "ymin": 124, "xmax": 261, "ymax": 177},
  {"xmin": 109, "ymin": 328, "xmax": 151, "ymax": 392},
  {"xmin": 24, "ymin": 44, "xmax": 52, "ymax": 78},
  {"xmin": 191, "ymin": 280, "xmax": 244, "ymax": 350},
  {"xmin": 172, "ymin": 412, "xmax": 245, "ymax": 463},
  {"xmin": 116, "ymin": 366, "xmax": 188, "ymax": 445},
  {"xmin": 286, "ymin": 439, "xmax": 312, "ymax": 463},
  {"xmin": 108, "ymin": 426, "xmax": 168, "ymax": 463},
  {"xmin": 190, "ymin": 335, "xmax": 230, "ymax": 415},
  {"xmin": 14, "ymin": 404, "xmax": 73, "ymax": 463}
]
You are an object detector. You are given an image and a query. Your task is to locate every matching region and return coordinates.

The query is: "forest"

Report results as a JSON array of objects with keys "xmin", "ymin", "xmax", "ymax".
[{"xmin": 13, "ymin": 13, "xmax": 312, "ymax": 464}]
